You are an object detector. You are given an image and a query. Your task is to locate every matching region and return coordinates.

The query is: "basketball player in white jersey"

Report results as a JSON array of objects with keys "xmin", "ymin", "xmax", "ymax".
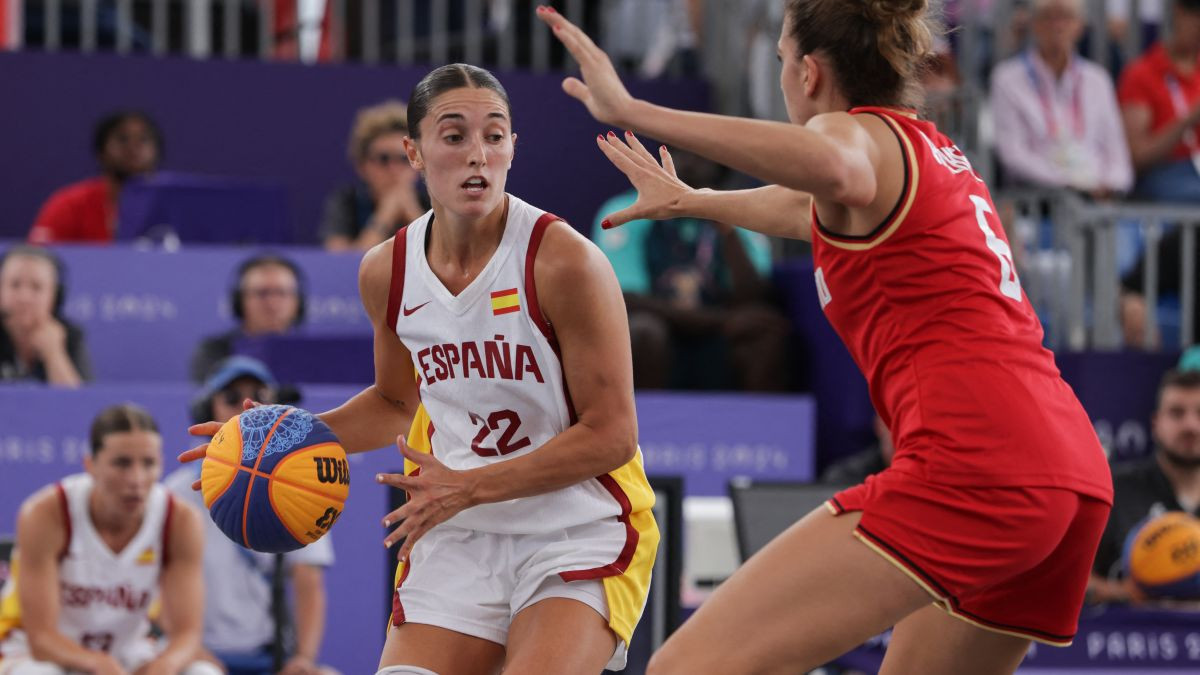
[
  {"xmin": 180, "ymin": 63, "xmax": 659, "ymax": 675},
  {"xmin": 0, "ymin": 404, "xmax": 217, "ymax": 675}
]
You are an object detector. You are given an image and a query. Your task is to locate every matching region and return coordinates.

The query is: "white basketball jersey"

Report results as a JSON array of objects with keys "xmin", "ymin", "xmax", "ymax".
[
  {"xmin": 0, "ymin": 473, "xmax": 171, "ymax": 658},
  {"xmin": 389, "ymin": 194, "xmax": 623, "ymax": 534}
]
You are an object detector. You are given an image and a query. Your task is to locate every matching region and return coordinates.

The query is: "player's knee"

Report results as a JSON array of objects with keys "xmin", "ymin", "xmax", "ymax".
[
  {"xmin": 180, "ymin": 661, "xmax": 225, "ymax": 675},
  {"xmin": 375, "ymin": 666, "xmax": 440, "ymax": 675}
]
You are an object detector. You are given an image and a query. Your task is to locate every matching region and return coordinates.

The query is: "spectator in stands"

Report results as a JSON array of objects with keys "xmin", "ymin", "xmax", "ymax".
[
  {"xmin": 742, "ymin": 0, "xmax": 788, "ymax": 122},
  {"xmin": 166, "ymin": 356, "xmax": 339, "ymax": 675},
  {"xmin": 1107, "ymin": 0, "xmax": 1163, "ymax": 57},
  {"xmin": 820, "ymin": 416, "xmax": 894, "ymax": 485},
  {"xmin": 190, "ymin": 254, "xmax": 305, "ymax": 382},
  {"xmin": 1118, "ymin": 0, "xmax": 1200, "ymax": 202},
  {"xmin": 0, "ymin": 246, "xmax": 90, "ymax": 386},
  {"xmin": 991, "ymin": 0, "xmax": 1133, "ymax": 197},
  {"xmin": 1119, "ymin": 226, "xmax": 1200, "ymax": 348},
  {"xmin": 28, "ymin": 110, "xmax": 162, "ymax": 244},
  {"xmin": 320, "ymin": 100, "xmax": 426, "ymax": 252},
  {"xmin": 593, "ymin": 149, "xmax": 790, "ymax": 391},
  {"xmin": 1088, "ymin": 368, "xmax": 1200, "ymax": 603},
  {"xmin": 601, "ymin": 0, "xmax": 701, "ymax": 78}
]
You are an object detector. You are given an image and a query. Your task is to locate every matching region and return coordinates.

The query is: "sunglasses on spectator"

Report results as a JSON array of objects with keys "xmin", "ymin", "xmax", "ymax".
[
  {"xmin": 218, "ymin": 388, "xmax": 275, "ymax": 407},
  {"xmin": 369, "ymin": 152, "xmax": 409, "ymax": 167},
  {"xmin": 242, "ymin": 287, "xmax": 297, "ymax": 300}
]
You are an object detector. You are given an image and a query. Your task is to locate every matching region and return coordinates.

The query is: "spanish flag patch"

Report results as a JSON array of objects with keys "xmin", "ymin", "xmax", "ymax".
[
  {"xmin": 136, "ymin": 547, "xmax": 157, "ymax": 565},
  {"xmin": 491, "ymin": 288, "xmax": 520, "ymax": 316}
]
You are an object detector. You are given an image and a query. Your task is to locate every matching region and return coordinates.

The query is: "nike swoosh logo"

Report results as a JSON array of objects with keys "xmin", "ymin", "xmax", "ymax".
[{"xmin": 402, "ymin": 301, "xmax": 430, "ymax": 316}]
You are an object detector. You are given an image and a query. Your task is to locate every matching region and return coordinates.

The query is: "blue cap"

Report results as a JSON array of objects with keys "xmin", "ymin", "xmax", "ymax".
[
  {"xmin": 201, "ymin": 356, "xmax": 277, "ymax": 394},
  {"xmin": 1180, "ymin": 346, "xmax": 1200, "ymax": 373}
]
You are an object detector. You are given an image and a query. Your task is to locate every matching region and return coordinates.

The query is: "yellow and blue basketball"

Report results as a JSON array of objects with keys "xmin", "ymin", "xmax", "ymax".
[
  {"xmin": 1121, "ymin": 511, "xmax": 1200, "ymax": 599},
  {"xmin": 201, "ymin": 405, "xmax": 350, "ymax": 553}
]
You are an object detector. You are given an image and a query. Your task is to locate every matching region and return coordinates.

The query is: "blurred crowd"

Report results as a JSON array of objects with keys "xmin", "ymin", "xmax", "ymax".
[{"xmin": 3, "ymin": 0, "xmax": 1200, "ymax": 649}]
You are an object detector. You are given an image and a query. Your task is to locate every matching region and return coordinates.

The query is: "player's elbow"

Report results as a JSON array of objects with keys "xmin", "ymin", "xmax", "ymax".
[{"xmin": 602, "ymin": 419, "xmax": 639, "ymax": 469}]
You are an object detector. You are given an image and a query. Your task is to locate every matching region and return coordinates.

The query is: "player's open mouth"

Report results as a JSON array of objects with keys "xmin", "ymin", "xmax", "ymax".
[{"xmin": 462, "ymin": 176, "xmax": 489, "ymax": 193}]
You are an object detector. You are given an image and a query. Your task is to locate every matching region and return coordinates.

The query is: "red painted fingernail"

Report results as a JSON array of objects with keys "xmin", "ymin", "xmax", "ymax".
[
  {"xmin": 660, "ymin": 145, "xmax": 667, "ymax": 152},
  {"xmin": 625, "ymin": 130, "xmax": 633, "ymax": 137},
  {"xmin": 607, "ymin": 131, "xmax": 616, "ymax": 138},
  {"xmin": 602, "ymin": 219, "xmax": 613, "ymax": 229},
  {"xmin": 547, "ymin": 6, "xmax": 557, "ymax": 13},
  {"xmin": 597, "ymin": 134, "xmax": 604, "ymax": 142}
]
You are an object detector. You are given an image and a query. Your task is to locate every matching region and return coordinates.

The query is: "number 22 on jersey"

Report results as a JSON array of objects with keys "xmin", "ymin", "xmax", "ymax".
[{"xmin": 969, "ymin": 194, "xmax": 1022, "ymax": 302}]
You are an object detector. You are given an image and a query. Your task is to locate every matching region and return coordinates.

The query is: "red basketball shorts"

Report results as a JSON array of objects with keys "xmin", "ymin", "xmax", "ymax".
[{"xmin": 829, "ymin": 469, "xmax": 1111, "ymax": 646}]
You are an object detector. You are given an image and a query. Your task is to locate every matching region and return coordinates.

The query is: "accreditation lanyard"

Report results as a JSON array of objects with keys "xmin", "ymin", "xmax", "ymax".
[
  {"xmin": 1165, "ymin": 72, "xmax": 1200, "ymax": 160},
  {"xmin": 1023, "ymin": 51, "xmax": 1083, "ymax": 141}
]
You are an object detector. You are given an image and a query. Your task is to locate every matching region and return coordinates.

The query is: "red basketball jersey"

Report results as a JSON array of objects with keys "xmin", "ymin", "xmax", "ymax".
[{"xmin": 811, "ymin": 107, "xmax": 1112, "ymax": 502}]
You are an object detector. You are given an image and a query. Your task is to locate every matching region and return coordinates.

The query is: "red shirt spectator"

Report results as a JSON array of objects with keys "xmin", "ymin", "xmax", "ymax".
[
  {"xmin": 1118, "ymin": 42, "xmax": 1200, "ymax": 163},
  {"xmin": 27, "ymin": 110, "xmax": 161, "ymax": 244},
  {"xmin": 28, "ymin": 177, "xmax": 116, "ymax": 244}
]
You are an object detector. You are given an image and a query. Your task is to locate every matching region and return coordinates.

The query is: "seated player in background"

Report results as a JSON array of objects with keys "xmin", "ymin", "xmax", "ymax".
[
  {"xmin": 190, "ymin": 255, "xmax": 306, "ymax": 383},
  {"xmin": 164, "ymin": 357, "xmax": 338, "ymax": 675},
  {"xmin": 0, "ymin": 246, "xmax": 91, "ymax": 386},
  {"xmin": 1089, "ymin": 368, "xmax": 1200, "ymax": 604},
  {"xmin": 0, "ymin": 404, "xmax": 216, "ymax": 675},
  {"xmin": 321, "ymin": 100, "xmax": 428, "ymax": 252},
  {"xmin": 28, "ymin": 111, "xmax": 162, "ymax": 244}
]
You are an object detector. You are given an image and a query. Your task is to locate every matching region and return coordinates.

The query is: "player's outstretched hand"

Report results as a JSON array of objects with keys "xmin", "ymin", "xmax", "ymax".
[
  {"xmin": 596, "ymin": 131, "xmax": 694, "ymax": 229},
  {"xmin": 178, "ymin": 398, "xmax": 265, "ymax": 490},
  {"xmin": 536, "ymin": 5, "xmax": 635, "ymax": 127},
  {"xmin": 376, "ymin": 436, "xmax": 477, "ymax": 563}
]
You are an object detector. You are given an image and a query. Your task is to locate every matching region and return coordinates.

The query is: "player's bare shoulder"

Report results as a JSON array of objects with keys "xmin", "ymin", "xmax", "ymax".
[
  {"xmin": 533, "ymin": 219, "xmax": 614, "ymax": 290},
  {"xmin": 17, "ymin": 484, "xmax": 65, "ymax": 527},
  {"xmin": 164, "ymin": 495, "xmax": 204, "ymax": 556},
  {"xmin": 359, "ymin": 236, "xmax": 399, "ymax": 321},
  {"xmin": 15, "ymin": 484, "xmax": 68, "ymax": 555}
]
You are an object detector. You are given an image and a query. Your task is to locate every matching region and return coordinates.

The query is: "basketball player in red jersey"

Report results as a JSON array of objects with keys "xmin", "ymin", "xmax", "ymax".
[{"xmin": 541, "ymin": 2, "xmax": 1112, "ymax": 673}]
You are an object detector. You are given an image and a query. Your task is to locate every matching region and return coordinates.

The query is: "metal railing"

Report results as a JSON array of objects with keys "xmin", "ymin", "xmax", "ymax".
[
  {"xmin": 998, "ymin": 189, "xmax": 1199, "ymax": 353},
  {"xmin": 6, "ymin": 1, "xmax": 1164, "ymax": 119},
  {"xmin": 11, "ymin": 1, "xmax": 707, "ymax": 70}
]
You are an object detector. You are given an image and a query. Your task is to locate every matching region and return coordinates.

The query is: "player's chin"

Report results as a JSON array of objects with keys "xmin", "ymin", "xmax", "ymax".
[{"xmin": 453, "ymin": 191, "xmax": 503, "ymax": 216}]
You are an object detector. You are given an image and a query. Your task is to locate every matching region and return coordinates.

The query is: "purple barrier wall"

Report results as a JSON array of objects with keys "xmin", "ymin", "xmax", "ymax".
[
  {"xmin": 0, "ymin": 243, "xmax": 367, "ymax": 382},
  {"xmin": 1056, "ymin": 351, "xmax": 1181, "ymax": 461},
  {"xmin": 841, "ymin": 607, "xmax": 1200, "ymax": 671},
  {"xmin": 0, "ymin": 51, "xmax": 710, "ymax": 242},
  {"xmin": 0, "ymin": 385, "xmax": 816, "ymax": 673},
  {"xmin": 635, "ymin": 393, "xmax": 815, "ymax": 495}
]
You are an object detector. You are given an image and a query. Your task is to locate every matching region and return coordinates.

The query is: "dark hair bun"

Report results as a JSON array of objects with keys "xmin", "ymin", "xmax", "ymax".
[{"xmin": 861, "ymin": 0, "xmax": 928, "ymax": 23}]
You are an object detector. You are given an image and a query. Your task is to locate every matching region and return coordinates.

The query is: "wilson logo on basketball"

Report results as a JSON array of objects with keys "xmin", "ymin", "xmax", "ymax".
[{"xmin": 313, "ymin": 457, "xmax": 350, "ymax": 486}]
